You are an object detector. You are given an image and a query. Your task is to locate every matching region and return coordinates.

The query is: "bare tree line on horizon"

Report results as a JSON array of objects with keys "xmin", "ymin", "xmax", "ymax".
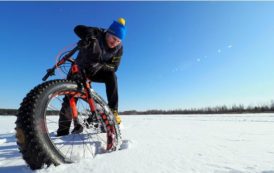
[{"xmin": 119, "ymin": 100, "xmax": 274, "ymax": 115}]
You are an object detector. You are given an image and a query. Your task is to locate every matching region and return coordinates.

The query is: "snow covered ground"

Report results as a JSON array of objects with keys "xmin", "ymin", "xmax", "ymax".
[{"xmin": 1, "ymin": 114, "xmax": 274, "ymax": 173}]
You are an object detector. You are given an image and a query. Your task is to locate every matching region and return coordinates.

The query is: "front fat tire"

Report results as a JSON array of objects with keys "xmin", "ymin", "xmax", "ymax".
[{"xmin": 15, "ymin": 80, "xmax": 85, "ymax": 169}]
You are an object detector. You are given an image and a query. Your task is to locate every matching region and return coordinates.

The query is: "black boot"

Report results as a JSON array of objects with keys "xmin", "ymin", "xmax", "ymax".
[{"xmin": 71, "ymin": 119, "xmax": 83, "ymax": 134}]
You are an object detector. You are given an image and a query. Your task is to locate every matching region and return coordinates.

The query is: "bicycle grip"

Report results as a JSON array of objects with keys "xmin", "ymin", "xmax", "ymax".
[{"xmin": 42, "ymin": 68, "xmax": 55, "ymax": 81}]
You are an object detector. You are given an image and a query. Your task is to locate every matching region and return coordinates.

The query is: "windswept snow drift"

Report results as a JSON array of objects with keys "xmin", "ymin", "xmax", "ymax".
[{"xmin": 0, "ymin": 114, "xmax": 274, "ymax": 173}]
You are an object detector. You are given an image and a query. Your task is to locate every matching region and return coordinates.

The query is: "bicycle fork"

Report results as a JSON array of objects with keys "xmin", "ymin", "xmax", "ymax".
[{"xmin": 68, "ymin": 81, "xmax": 97, "ymax": 122}]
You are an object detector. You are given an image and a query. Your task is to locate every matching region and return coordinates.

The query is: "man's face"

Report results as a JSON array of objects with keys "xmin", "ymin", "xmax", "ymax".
[{"xmin": 106, "ymin": 33, "xmax": 121, "ymax": 49}]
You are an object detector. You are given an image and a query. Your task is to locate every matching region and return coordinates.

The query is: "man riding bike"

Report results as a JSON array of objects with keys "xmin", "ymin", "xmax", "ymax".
[{"xmin": 57, "ymin": 18, "xmax": 127, "ymax": 136}]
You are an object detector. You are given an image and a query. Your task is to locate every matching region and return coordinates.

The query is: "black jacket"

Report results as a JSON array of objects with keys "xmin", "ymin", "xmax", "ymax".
[{"xmin": 74, "ymin": 25, "xmax": 123, "ymax": 76}]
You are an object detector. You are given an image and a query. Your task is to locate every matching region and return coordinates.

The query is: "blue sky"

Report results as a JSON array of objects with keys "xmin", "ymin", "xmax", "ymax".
[{"xmin": 1, "ymin": 2, "xmax": 274, "ymax": 111}]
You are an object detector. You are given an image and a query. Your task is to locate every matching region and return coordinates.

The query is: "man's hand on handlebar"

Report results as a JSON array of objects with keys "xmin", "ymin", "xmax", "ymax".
[{"xmin": 77, "ymin": 36, "xmax": 96, "ymax": 49}]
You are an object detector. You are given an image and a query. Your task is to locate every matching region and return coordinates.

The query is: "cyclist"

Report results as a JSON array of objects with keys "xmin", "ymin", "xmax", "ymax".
[{"xmin": 57, "ymin": 18, "xmax": 126, "ymax": 136}]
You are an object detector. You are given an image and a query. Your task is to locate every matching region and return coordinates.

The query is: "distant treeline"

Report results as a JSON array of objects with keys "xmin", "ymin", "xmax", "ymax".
[
  {"xmin": 0, "ymin": 109, "xmax": 18, "ymax": 115},
  {"xmin": 0, "ymin": 109, "xmax": 59, "ymax": 116},
  {"xmin": 119, "ymin": 102, "xmax": 274, "ymax": 115},
  {"xmin": 1, "ymin": 102, "xmax": 274, "ymax": 115}
]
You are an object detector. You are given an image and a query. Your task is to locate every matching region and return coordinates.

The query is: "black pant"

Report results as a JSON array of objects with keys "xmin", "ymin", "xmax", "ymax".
[
  {"xmin": 57, "ymin": 96, "xmax": 74, "ymax": 135},
  {"xmin": 90, "ymin": 69, "xmax": 118, "ymax": 110},
  {"xmin": 57, "ymin": 69, "xmax": 118, "ymax": 135}
]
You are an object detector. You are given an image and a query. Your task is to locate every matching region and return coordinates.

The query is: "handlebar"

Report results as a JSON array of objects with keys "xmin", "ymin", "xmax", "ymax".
[
  {"xmin": 42, "ymin": 67, "xmax": 55, "ymax": 81},
  {"xmin": 42, "ymin": 46, "xmax": 79, "ymax": 81}
]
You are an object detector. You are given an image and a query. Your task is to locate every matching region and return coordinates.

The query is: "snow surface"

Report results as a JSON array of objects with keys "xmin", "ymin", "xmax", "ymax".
[{"xmin": 1, "ymin": 114, "xmax": 274, "ymax": 173}]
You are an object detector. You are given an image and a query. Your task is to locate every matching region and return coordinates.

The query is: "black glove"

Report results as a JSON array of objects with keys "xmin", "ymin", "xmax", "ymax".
[
  {"xmin": 85, "ymin": 63, "xmax": 104, "ymax": 77},
  {"xmin": 85, "ymin": 63, "xmax": 115, "ymax": 77},
  {"xmin": 77, "ymin": 35, "xmax": 97, "ymax": 48},
  {"xmin": 101, "ymin": 64, "xmax": 115, "ymax": 72},
  {"xmin": 77, "ymin": 39, "xmax": 90, "ymax": 49}
]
